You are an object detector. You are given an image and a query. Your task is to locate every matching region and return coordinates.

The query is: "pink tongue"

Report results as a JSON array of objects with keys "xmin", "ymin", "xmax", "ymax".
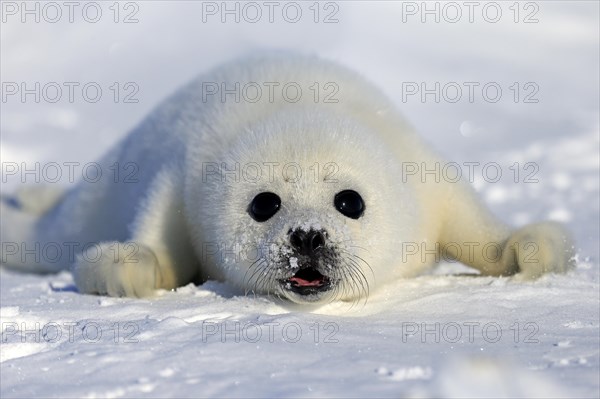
[{"xmin": 290, "ymin": 277, "xmax": 322, "ymax": 287}]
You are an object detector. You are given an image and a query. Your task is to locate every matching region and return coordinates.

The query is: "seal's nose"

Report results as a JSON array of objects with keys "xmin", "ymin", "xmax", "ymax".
[{"xmin": 289, "ymin": 229, "xmax": 325, "ymax": 255}]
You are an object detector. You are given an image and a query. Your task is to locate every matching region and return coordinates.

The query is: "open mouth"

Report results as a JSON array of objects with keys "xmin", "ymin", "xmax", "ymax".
[{"xmin": 284, "ymin": 267, "xmax": 331, "ymax": 295}]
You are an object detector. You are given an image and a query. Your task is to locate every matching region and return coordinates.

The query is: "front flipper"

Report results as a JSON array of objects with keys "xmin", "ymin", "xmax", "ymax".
[
  {"xmin": 439, "ymin": 182, "xmax": 575, "ymax": 278},
  {"xmin": 501, "ymin": 221, "xmax": 575, "ymax": 279},
  {"xmin": 72, "ymin": 242, "xmax": 161, "ymax": 297}
]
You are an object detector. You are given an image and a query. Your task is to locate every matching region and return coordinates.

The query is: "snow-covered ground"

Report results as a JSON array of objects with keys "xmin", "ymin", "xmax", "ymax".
[{"xmin": 1, "ymin": 1, "xmax": 598, "ymax": 397}]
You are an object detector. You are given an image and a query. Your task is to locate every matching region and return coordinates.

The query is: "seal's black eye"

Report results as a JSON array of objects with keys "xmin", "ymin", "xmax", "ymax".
[
  {"xmin": 249, "ymin": 192, "xmax": 281, "ymax": 222},
  {"xmin": 334, "ymin": 190, "xmax": 365, "ymax": 219}
]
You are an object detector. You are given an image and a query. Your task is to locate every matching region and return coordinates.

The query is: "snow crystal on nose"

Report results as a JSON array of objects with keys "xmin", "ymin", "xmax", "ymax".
[{"xmin": 298, "ymin": 219, "xmax": 323, "ymax": 232}]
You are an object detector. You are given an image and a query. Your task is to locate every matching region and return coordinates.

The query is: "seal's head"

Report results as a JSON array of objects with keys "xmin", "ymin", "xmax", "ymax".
[{"xmin": 186, "ymin": 108, "xmax": 419, "ymax": 304}]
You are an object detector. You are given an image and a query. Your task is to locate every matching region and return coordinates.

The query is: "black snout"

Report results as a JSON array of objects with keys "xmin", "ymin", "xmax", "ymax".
[{"xmin": 289, "ymin": 229, "xmax": 325, "ymax": 255}]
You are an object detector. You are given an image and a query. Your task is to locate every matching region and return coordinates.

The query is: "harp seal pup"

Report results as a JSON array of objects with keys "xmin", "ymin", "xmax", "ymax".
[{"xmin": 1, "ymin": 54, "xmax": 575, "ymax": 303}]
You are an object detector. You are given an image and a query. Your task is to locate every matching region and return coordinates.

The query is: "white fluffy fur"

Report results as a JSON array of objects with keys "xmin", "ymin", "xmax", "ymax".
[{"xmin": 1, "ymin": 54, "xmax": 575, "ymax": 302}]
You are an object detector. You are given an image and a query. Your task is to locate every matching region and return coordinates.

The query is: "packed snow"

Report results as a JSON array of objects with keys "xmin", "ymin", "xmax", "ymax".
[{"xmin": 1, "ymin": 1, "xmax": 598, "ymax": 398}]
